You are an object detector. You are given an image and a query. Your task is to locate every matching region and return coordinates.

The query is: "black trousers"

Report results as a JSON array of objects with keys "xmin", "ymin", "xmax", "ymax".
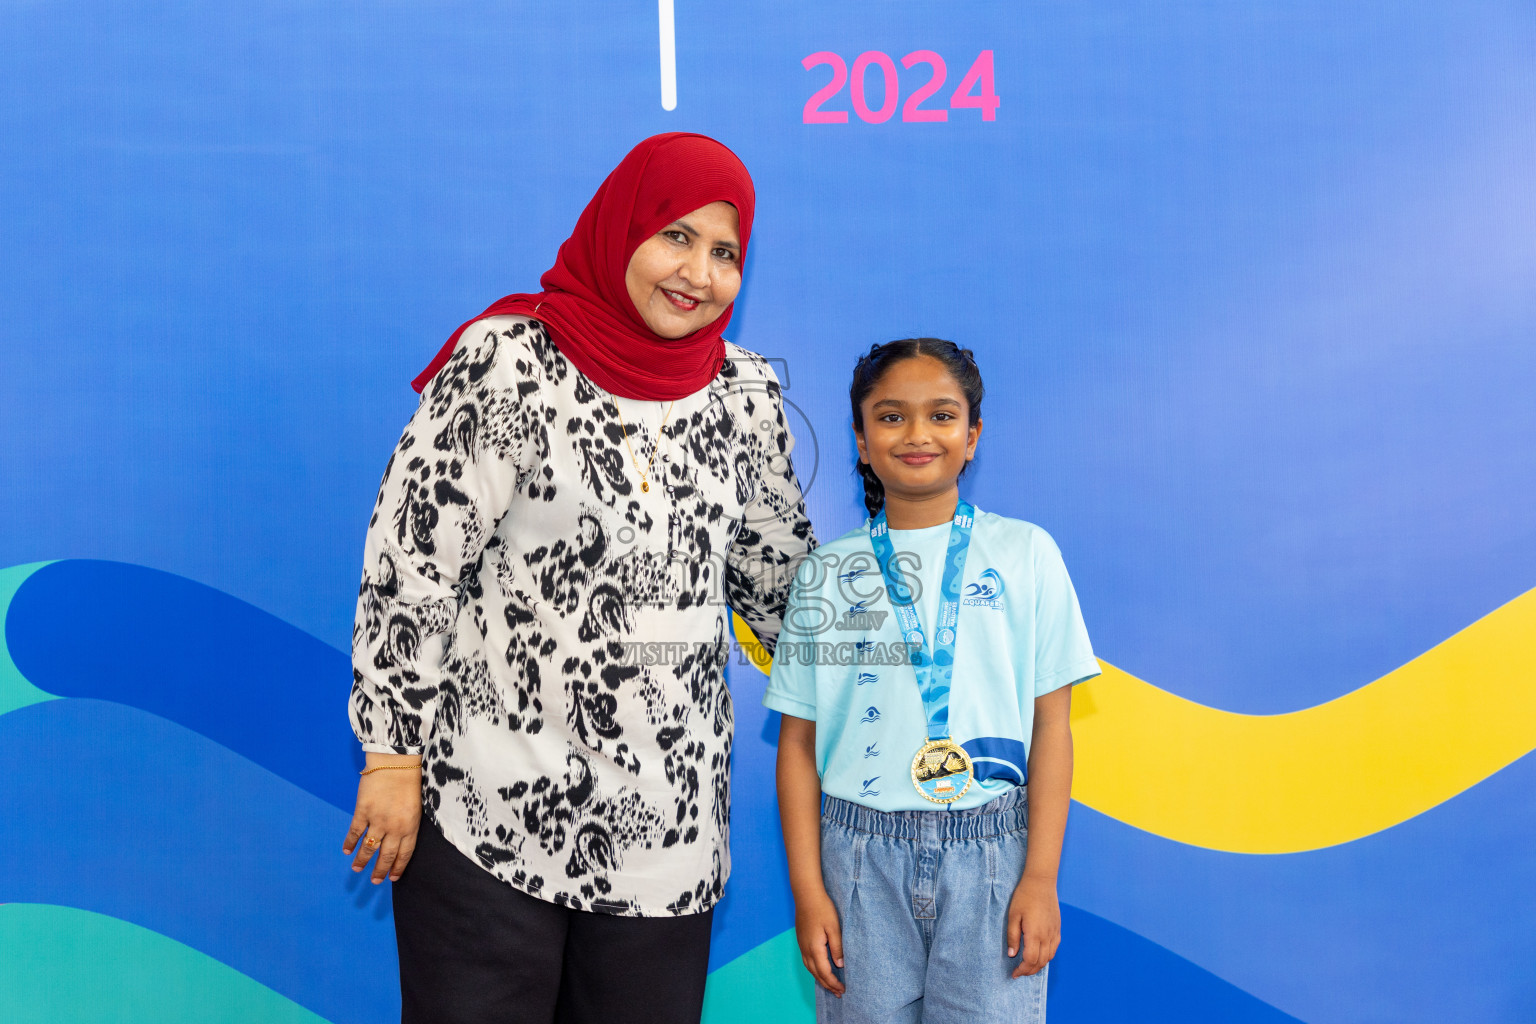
[{"xmin": 392, "ymin": 819, "xmax": 714, "ymax": 1024}]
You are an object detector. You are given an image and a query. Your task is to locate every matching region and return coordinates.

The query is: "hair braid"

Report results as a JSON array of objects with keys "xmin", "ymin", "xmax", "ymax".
[{"xmin": 857, "ymin": 459, "xmax": 886, "ymax": 519}]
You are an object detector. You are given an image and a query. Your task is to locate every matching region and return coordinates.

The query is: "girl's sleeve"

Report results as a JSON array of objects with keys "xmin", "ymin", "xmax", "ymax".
[
  {"xmin": 349, "ymin": 320, "xmax": 549, "ymax": 754},
  {"xmin": 762, "ymin": 553, "xmax": 823, "ymax": 721},
  {"xmin": 723, "ymin": 360, "xmax": 816, "ymax": 657},
  {"xmin": 1031, "ymin": 530, "xmax": 1102, "ymax": 698}
]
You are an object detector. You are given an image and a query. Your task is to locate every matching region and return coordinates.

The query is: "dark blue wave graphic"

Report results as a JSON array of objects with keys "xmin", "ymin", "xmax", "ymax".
[
  {"xmin": 0, "ymin": 697, "xmax": 398, "ymax": 1024},
  {"xmin": 1061, "ymin": 750, "xmax": 1536, "ymax": 1024},
  {"xmin": 1050, "ymin": 905, "xmax": 1304, "ymax": 1023},
  {"xmin": 6, "ymin": 559, "xmax": 359, "ymax": 811}
]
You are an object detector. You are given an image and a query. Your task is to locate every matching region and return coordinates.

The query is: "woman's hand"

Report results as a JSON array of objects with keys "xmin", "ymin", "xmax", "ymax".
[
  {"xmin": 1006, "ymin": 874, "xmax": 1061, "ymax": 977},
  {"xmin": 794, "ymin": 887, "xmax": 846, "ymax": 996},
  {"xmin": 342, "ymin": 753, "xmax": 423, "ymax": 884}
]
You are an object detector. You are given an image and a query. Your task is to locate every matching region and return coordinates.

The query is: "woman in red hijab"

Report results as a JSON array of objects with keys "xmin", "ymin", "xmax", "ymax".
[{"xmin": 341, "ymin": 133, "xmax": 816, "ymax": 1023}]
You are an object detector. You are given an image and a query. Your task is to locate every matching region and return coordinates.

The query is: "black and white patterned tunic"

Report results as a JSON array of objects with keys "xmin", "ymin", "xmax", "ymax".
[{"xmin": 349, "ymin": 315, "xmax": 815, "ymax": 916}]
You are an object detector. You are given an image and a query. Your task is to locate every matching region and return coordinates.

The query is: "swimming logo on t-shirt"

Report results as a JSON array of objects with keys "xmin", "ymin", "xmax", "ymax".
[
  {"xmin": 962, "ymin": 568, "xmax": 1006, "ymax": 610},
  {"xmin": 839, "ymin": 599, "xmax": 888, "ymax": 632}
]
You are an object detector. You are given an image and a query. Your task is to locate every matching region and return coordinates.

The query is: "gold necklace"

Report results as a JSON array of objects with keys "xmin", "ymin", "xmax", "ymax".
[{"xmin": 613, "ymin": 400, "xmax": 676, "ymax": 493}]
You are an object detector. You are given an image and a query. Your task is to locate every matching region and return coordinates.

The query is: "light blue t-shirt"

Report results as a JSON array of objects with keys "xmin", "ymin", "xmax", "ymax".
[{"xmin": 763, "ymin": 508, "xmax": 1100, "ymax": 811}]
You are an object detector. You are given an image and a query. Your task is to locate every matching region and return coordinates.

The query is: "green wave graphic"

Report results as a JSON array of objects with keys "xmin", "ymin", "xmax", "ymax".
[
  {"xmin": 0, "ymin": 903, "xmax": 333, "ymax": 1024},
  {"xmin": 0, "ymin": 562, "xmax": 55, "ymax": 717},
  {"xmin": 702, "ymin": 928, "xmax": 814, "ymax": 1023}
]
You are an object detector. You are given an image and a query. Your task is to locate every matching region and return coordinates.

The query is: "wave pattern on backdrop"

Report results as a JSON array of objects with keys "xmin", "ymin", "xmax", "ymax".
[{"xmin": 2, "ymin": 2, "xmax": 1534, "ymax": 1023}]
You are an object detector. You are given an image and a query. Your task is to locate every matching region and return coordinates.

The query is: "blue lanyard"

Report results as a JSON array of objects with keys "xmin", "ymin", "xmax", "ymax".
[{"xmin": 868, "ymin": 501, "xmax": 975, "ymax": 741}]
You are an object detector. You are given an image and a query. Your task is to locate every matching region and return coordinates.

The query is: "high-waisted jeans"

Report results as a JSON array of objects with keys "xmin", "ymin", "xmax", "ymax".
[{"xmin": 818, "ymin": 787, "xmax": 1047, "ymax": 1024}]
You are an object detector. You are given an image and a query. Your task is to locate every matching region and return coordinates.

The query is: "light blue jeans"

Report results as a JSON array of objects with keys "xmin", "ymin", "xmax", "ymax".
[{"xmin": 817, "ymin": 787, "xmax": 1047, "ymax": 1024}]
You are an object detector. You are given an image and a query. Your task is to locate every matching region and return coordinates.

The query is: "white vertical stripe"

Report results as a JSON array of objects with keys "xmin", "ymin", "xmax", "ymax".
[{"xmin": 658, "ymin": 0, "xmax": 677, "ymax": 111}]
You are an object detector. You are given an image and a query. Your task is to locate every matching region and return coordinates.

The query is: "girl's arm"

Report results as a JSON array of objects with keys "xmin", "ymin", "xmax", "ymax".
[
  {"xmin": 1008, "ymin": 684, "xmax": 1073, "ymax": 977},
  {"xmin": 777, "ymin": 714, "xmax": 846, "ymax": 997}
]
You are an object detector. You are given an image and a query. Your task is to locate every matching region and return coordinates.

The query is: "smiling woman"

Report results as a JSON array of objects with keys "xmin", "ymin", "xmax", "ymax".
[
  {"xmin": 625, "ymin": 202, "xmax": 743, "ymax": 338},
  {"xmin": 409, "ymin": 133, "xmax": 759, "ymax": 400},
  {"xmin": 346, "ymin": 133, "xmax": 816, "ymax": 1024}
]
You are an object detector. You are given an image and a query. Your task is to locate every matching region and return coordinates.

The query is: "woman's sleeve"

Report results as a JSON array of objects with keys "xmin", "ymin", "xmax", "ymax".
[
  {"xmin": 349, "ymin": 320, "xmax": 549, "ymax": 754},
  {"xmin": 724, "ymin": 362, "xmax": 817, "ymax": 656}
]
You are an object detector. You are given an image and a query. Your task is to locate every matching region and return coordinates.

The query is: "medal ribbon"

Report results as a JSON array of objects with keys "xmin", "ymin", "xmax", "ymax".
[{"xmin": 868, "ymin": 502, "xmax": 975, "ymax": 741}]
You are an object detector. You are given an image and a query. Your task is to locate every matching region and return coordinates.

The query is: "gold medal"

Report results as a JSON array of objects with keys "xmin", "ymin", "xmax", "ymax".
[{"xmin": 910, "ymin": 738, "xmax": 974, "ymax": 804}]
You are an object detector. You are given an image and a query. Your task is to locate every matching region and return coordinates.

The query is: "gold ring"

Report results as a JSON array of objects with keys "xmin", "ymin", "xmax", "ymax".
[{"xmin": 364, "ymin": 835, "xmax": 380, "ymax": 848}]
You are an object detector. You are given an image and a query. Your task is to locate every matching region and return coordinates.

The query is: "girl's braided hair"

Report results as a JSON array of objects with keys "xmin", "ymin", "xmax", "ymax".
[{"xmin": 849, "ymin": 339, "xmax": 984, "ymax": 520}]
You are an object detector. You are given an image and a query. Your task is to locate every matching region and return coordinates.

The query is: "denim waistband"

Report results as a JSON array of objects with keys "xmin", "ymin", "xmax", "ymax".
[{"xmin": 822, "ymin": 786, "xmax": 1028, "ymax": 841}]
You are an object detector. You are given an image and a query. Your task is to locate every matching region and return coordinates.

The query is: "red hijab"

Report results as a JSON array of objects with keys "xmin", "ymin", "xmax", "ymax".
[{"xmin": 412, "ymin": 133, "xmax": 756, "ymax": 398}]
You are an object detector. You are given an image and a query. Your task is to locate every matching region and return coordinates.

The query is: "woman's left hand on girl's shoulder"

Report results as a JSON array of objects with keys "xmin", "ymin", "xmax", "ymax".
[{"xmin": 1006, "ymin": 874, "xmax": 1061, "ymax": 978}]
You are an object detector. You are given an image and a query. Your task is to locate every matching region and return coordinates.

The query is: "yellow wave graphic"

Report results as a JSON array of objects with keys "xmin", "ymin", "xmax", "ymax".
[{"xmin": 732, "ymin": 585, "xmax": 1536, "ymax": 853}]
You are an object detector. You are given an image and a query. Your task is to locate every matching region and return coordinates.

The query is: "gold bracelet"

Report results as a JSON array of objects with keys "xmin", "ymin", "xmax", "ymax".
[{"xmin": 360, "ymin": 763, "xmax": 422, "ymax": 776}]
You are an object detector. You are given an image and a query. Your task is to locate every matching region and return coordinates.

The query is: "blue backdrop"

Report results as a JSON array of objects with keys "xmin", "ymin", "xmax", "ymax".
[{"xmin": 3, "ymin": 2, "xmax": 1534, "ymax": 1022}]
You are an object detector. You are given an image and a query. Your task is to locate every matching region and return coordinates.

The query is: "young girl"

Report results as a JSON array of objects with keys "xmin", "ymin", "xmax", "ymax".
[{"xmin": 764, "ymin": 339, "xmax": 1099, "ymax": 1024}]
